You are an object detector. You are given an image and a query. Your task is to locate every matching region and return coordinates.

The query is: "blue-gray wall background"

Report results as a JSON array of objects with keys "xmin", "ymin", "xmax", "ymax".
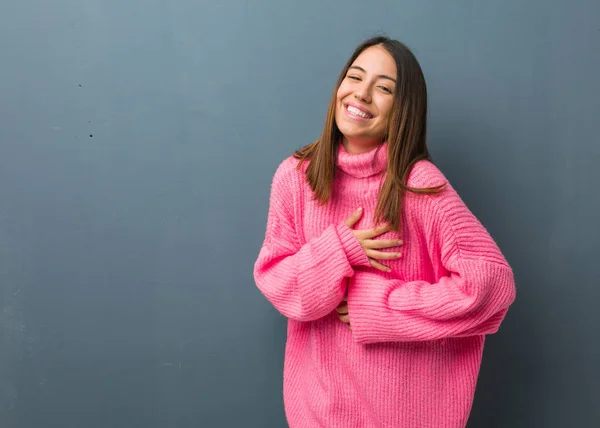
[{"xmin": 1, "ymin": 1, "xmax": 598, "ymax": 427}]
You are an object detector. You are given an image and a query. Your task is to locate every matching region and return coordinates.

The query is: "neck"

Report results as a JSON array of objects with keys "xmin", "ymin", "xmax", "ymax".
[
  {"xmin": 341, "ymin": 137, "xmax": 382, "ymax": 155},
  {"xmin": 336, "ymin": 140, "xmax": 388, "ymax": 178}
]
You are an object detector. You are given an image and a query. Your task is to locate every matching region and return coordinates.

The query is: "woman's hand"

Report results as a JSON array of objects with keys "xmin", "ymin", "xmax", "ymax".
[
  {"xmin": 335, "ymin": 297, "xmax": 351, "ymax": 329},
  {"xmin": 345, "ymin": 207, "xmax": 403, "ymax": 272}
]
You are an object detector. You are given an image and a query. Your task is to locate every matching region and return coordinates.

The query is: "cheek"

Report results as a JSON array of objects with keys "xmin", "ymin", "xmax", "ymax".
[
  {"xmin": 335, "ymin": 89, "xmax": 350, "ymax": 116},
  {"xmin": 378, "ymin": 100, "xmax": 394, "ymax": 123},
  {"xmin": 336, "ymin": 82, "xmax": 353, "ymax": 101}
]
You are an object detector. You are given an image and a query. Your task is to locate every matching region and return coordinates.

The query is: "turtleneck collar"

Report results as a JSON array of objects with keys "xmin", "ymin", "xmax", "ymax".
[{"xmin": 336, "ymin": 141, "xmax": 388, "ymax": 178}]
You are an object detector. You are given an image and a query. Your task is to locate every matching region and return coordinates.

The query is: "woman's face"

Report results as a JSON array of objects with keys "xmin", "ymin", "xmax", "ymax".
[{"xmin": 335, "ymin": 45, "xmax": 397, "ymax": 149}]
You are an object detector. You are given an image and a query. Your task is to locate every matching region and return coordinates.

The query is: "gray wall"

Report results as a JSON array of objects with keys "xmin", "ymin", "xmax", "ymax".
[{"xmin": 1, "ymin": 1, "xmax": 598, "ymax": 427}]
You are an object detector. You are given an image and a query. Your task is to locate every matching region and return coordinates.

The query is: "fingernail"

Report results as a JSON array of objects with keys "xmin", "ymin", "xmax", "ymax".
[
  {"xmin": 387, "ymin": 268, "xmax": 392, "ymax": 272},
  {"xmin": 357, "ymin": 207, "xmax": 363, "ymax": 212},
  {"xmin": 396, "ymin": 253, "xmax": 402, "ymax": 258},
  {"xmin": 397, "ymin": 240, "xmax": 404, "ymax": 245}
]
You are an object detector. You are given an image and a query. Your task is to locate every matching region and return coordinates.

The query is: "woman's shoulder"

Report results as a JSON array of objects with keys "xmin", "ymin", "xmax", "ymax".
[
  {"xmin": 406, "ymin": 159, "xmax": 448, "ymax": 189},
  {"xmin": 276, "ymin": 154, "xmax": 303, "ymax": 173},
  {"xmin": 274, "ymin": 154, "xmax": 304, "ymax": 177},
  {"xmin": 270, "ymin": 154, "xmax": 306, "ymax": 191}
]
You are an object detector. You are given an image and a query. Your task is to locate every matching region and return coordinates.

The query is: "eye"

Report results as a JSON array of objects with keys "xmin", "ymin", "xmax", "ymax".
[
  {"xmin": 379, "ymin": 86, "xmax": 393, "ymax": 94},
  {"xmin": 347, "ymin": 75, "xmax": 361, "ymax": 81}
]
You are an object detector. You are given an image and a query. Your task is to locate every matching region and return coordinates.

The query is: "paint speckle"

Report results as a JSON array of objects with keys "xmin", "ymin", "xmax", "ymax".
[
  {"xmin": 89, "ymin": 134, "xmax": 93, "ymax": 138},
  {"xmin": 78, "ymin": 84, "xmax": 82, "ymax": 88}
]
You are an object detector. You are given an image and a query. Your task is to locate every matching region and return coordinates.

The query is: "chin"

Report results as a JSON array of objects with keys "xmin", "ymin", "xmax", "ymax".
[
  {"xmin": 338, "ymin": 126, "xmax": 375, "ymax": 141},
  {"xmin": 336, "ymin": 121, "xmax": 361, "ymax": 139}
]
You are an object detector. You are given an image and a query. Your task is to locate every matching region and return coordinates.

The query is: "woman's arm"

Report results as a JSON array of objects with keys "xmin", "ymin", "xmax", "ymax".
[
  {"xmin": 254, "ymin": 159, "xmax": 371, "ymax": 322},
  {"xmin": 347, "ymin": 176, "xmax": 516, "ymax": 343}
]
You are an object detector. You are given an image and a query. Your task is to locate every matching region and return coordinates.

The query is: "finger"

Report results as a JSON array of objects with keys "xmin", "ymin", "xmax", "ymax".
[
  {"xmin": 344, "ymin": 207, "xmax": 363, "ymax": 229},
  {"xmin": 367, "ymin": 224, "xmax": 394, "ymax": 238},
  {"xmin": 363, "ymin": 239, "xmax": 403, "ymax": 249},
  {"xmin": 335, "ymin": 303, "xmax": 348, "ymax": 314},
  {"xmin": 365, "ymin": 249, "xmax": 402, "ymax": 260},
  {"xmin": 338, "ymin": 314, "xmax": 350, "ymax": 323},
  {"xmin": 370, "ymin": 259, "xmax": 391, "ymax": 272},
  {"xmin": 348, "ymin": 324, "xmax": 352, "ymax": 330}
]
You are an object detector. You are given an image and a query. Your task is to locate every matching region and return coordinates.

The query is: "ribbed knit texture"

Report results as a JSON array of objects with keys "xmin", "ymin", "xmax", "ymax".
[{"xmin": 254, "ymin": 142, "xmax": 516, "ymax": 428}]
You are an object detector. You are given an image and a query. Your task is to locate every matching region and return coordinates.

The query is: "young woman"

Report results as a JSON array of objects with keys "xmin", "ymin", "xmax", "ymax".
[{"xmin": 253, "ymin": 36, "xmax": 516, "ymax": 428}]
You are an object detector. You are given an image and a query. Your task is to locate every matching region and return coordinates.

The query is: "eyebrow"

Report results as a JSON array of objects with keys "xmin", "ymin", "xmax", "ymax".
[{"xmin": 348, "ymin": 65, "xmax": 397, "ymax": 83}]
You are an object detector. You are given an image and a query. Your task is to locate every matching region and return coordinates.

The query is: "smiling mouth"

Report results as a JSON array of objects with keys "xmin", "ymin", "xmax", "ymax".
[{"xmin": 345, "ymin": 104, "xmax": 373, "ymax": 119}]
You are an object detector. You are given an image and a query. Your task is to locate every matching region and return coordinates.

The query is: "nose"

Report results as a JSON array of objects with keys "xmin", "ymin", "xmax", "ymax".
[{"xmin": 354, "ymin": 83, "xmax": 371, "ymax": 103}]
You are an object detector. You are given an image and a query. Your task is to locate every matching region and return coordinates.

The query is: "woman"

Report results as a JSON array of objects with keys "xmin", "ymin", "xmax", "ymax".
[{"xmin": 253, "ymin": 36, "xmax": 516, "ymax": 428}]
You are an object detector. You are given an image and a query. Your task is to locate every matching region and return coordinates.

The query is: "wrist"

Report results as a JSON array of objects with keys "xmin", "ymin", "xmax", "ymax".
[{"xmin": 336, "ymin": 222, "xmax": 371, "ymax": 267}]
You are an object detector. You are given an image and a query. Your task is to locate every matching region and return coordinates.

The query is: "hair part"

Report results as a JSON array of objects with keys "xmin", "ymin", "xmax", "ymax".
[{"xmin": 294, "ymin": 36, "xmax": 445, "ymax": 232}]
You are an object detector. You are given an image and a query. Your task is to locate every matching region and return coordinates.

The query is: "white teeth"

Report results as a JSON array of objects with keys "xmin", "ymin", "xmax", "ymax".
[{"xmin": 347, "ymin": 105, "xmax": 372, "ymax": 118}]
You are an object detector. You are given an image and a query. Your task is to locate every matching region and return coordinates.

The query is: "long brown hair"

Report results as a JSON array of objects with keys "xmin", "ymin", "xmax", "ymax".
[{"xmin": 293, "ymin": 36, "xmax": 445, "ymax": 232}]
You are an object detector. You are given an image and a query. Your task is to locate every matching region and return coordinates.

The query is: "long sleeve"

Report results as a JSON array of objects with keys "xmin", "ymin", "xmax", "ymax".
[
  {"xmin": 347, "ymin": 179, "xmax": 516, "ymax": 344},
  {"xmin": 253, "ymin": 159, "xmax": 371, "ymax": 322}
]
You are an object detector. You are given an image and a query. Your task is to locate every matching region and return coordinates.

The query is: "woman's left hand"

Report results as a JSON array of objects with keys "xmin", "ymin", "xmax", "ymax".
[{"xmin": 335, "ymin": 298, "xmax": 351, "ymax": 329}]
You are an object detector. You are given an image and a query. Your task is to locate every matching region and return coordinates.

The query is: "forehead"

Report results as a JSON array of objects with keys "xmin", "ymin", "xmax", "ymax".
[{"xmin": 351, "ymin": 45, "xmax": 396, "ymax": 75}]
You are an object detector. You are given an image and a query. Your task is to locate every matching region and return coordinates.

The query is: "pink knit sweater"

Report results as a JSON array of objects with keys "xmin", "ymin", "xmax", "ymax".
[{"xmin": 253, "ymin": 142, "xmax": 516, "ymax": 428}]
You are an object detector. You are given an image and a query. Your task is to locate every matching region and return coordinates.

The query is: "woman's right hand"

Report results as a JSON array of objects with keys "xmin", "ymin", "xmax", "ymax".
[{"xmin": 345, "ymin": 207, "xmax": 403, "ymax": 272}]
